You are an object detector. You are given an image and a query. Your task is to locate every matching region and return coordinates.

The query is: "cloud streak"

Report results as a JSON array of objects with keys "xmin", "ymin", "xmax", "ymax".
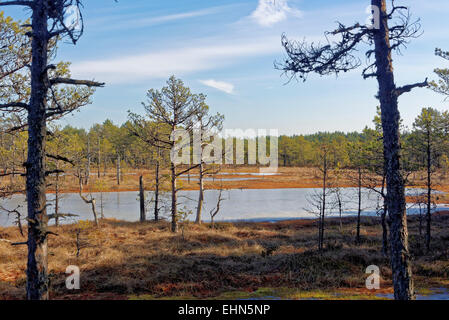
[
  {"xmin": 71, "ymin": 38, "xmax": 281, "ymax": 84},
  {"xmin": 200, "ymin": 79, "xmax": 235, "ymax": 94},
  {"xmin": 88, "ymin": 4, "xmax": 239, "ymax": 32}
]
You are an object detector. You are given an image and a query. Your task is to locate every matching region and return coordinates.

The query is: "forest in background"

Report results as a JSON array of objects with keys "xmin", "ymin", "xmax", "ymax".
[{"xmin": 2, "ymin": 107, "xmax": 449, "ymax": 179}]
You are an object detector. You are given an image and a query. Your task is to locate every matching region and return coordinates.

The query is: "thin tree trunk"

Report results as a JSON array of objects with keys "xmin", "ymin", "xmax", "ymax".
[
  {"xmin": 85, "ymin": 138, "xmax": 90, "ymax": 185},
  {"xmin": 171, "ymin": 162, "xmax": 178, "ymax": 233},
  {"xmin": 139, "ymin": 175, "xmax": 145, "ymax": 222},
  {"xmin": 103, "ymin": 155, "xmax": 107, "ymax": 177},
  {"xmin": 425, "ymin": 130, "xmax": 432, "ymax": 252},
  {"xmin": 116, "ymin": 153, "xmax": 121, "ymax": 185},
  {"xmin": 79, "ymin": 178, "xmax": 98, "ymax": 226},
  {"xmin": 356, "ymin": 167, "xmax": 362, "ymax": 243},
  {"xmin": 195, "ymin": 162, "xmax": 204, "ymax": 224},
  {"xmin": 320, "ymin": 154, "xmax": 327, "ymax": 252},
  {"xmin": 55, "ymin": 171, "xmax": 59, "ymax": 227},
  {"xmin": 154, "ymin": 157, "xmax": 160, "ymax": 221},
  {"xmin": 418, "ymin": 205, "xmax": 423, "ymax": 238},
  {"xmin": 373, "ymin": 0, "xmax": 414, "ymax": 300},
  {"xmin": 337, "ymin": 193, "xmax": 343, "ymax": 232},
  {"xmin": 97, "ymin": 136, "xmax": 101, "ymax": 178},
  {"xmin": 100, "ymin": 190, "xmax": 104, "ymax": 218},
  {"xmin": 26, "ymin": 1, "xmax": 49, "ymax": 300}
]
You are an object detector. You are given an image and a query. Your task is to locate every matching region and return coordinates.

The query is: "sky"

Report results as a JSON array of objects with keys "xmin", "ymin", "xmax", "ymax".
[{"xmin": 5, "ymin": 0, "xmax": 449, "ymax": 135}]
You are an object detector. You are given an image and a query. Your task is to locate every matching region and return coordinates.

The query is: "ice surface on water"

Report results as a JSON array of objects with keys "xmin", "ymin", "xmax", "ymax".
[{"xmin": 0, "ymin": 188, "xmax": 447, "ymax": 227}]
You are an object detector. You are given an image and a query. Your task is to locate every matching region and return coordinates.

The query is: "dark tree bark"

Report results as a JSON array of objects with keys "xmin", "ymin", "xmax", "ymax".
[
  {"xmin": 54, "ymin": 170, "xmax": 60, "ymax": 227},
  {"xmin": 278, "ymin": 0, "xmax": 426, "ymax": 299},
  {"xmin": 154, "ymin": 154, "xmax": 160, "ymax": 221},
  {"xmin": 116, "ymin": 153, "xmax": 121, "ymax": 185},
  {"xmin": 25, "ymin": 2, "xmax": 49, "ymax": 299},
  {"xmin": 379, "ymin": 174, "xmax": 388, "ymax": 256},
  {"xmin": 85, "ymin": 137, "xmax": 90, "ymax": 185},
  {"xmin": 97, "ymin": 135, "xmax": 101, "ymax": 178},
  {"xmin": 139, "ymin": 175, "xmax": 145, "ymax": 222},
  {"xmin": 0, "ymin": 0, "xmax": 104, "ymax": 300},
  {"xmin": 319, "ymin": 147, "xmax": 328, "ymax": 252},
  {"xmin": 356, "ymin": 167, "xmax": 362, "ymax": 243},
  {"xmin": 425, "ymin": 129, "xmax": 432, "ymax": 252},
  {"xmin": 170, "ymin": 162, "xmax": 178, "ymax": 233},
  {"xmin": 372, "ymin": 0, "xmax": 414, "ymax": 300}
]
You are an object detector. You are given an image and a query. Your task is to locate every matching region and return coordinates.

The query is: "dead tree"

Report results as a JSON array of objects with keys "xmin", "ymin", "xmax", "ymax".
[
  {"xmin": 0, "ymin": 204, "xmax": 24, "ymax": 236},
  {"xmin": 305, "ymin": 144, "xmax": 332, "ymax": 252},
  {"xmin": 190, "ymin": 103, "xmax": 224, "ymax": 225},
  {"xmin": 127, "ymin": 122, "xmax": 164, "ymax": 222},
  {"xmin": 330, "ymin": 185, "xmax": 345, "ymax": 233},
  {"xmin": 305, "ymin": 187, "xmax": 330, "ymax": 252},
  {"xmin": 0, "ymin": 0, "xmax": 104, "ymax": 300},
  {"xmin": 277, "ymin": 0, "xmax": 427, "ymax": 300},
  {"xmin": 78, "ymin": 177, "xmax": 98, "ymax": 227},
  {"xmin": 209, "ymin": 188, "xmax": 226, "ymax": 228}
]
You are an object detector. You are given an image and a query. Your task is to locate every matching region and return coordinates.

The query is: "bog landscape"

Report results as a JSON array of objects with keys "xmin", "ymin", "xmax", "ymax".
[{"xmin": 0, "ymin": 0, "xmax": 449, "ymax": 301}]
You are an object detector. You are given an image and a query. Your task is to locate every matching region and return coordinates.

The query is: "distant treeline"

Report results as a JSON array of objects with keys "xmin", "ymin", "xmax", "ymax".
[{"xmin": 1, "ymin": 107, "xmax": 448, "ymax": 175}]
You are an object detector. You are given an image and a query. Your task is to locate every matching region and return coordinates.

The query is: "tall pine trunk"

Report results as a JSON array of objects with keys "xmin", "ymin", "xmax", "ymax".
[
  {"xmin": 26, "ymin": 1, "xmax": 49, "ymax": 300},
  {"xmin": 372, "ymin": 0, "xmax": 414, "ymax": 300}
]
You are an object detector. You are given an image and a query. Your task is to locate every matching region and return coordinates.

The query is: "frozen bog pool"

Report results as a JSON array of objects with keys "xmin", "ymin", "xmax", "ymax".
[{"xmin": 0, "ymin": 188, "xmax": 447, "ymax": 227}]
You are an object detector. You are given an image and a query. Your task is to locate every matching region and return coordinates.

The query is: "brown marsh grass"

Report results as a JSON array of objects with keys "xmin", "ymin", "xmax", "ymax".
[{"xmin": 1, "ymin": 211, "xmax": 449, "ymax": 300}]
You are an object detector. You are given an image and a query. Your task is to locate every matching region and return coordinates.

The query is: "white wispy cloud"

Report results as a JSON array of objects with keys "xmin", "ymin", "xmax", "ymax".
[
  {"xmin": 89, "ymin": 4, "xmax": 239, "ymax": 31},
  {"xmin": 71, "ymin": 38, "xmax": 281, "ymax": 84},
  {"xmin": 251, "ymin": 0, "xmax": 302, "ymax": 27},
  {"xmin": 200, "ymin": 79, "xmax": 235, "ymax": 94},
  {"xmin": 128, "ymin": 6, "xmax": 230, "ymax": 28}
]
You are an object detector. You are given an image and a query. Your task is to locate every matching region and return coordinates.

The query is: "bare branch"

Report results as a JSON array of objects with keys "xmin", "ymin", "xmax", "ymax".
[
  {"xmin": 395, "ymin": 78, "xmax": 428, "ymax": 97},
  {"xmin": 0, "ymin": 102, "xmax": 29, "ymax": 111},
  {"xmin": 0, "ymin": 1, "xmax": 33, "ymax": 7},
  {"xmin": 276, "ymin": 22, "xmax": 368, "ymax": 81},
  {"xmin": 50, "ymin": 77, "xmax": 105, "ymax": 87}
]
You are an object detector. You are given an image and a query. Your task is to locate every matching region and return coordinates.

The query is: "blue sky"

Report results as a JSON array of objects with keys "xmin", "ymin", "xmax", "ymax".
[{"xmin": 5, "ymin": 0, "xmax": 449, "ymax": 135}]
